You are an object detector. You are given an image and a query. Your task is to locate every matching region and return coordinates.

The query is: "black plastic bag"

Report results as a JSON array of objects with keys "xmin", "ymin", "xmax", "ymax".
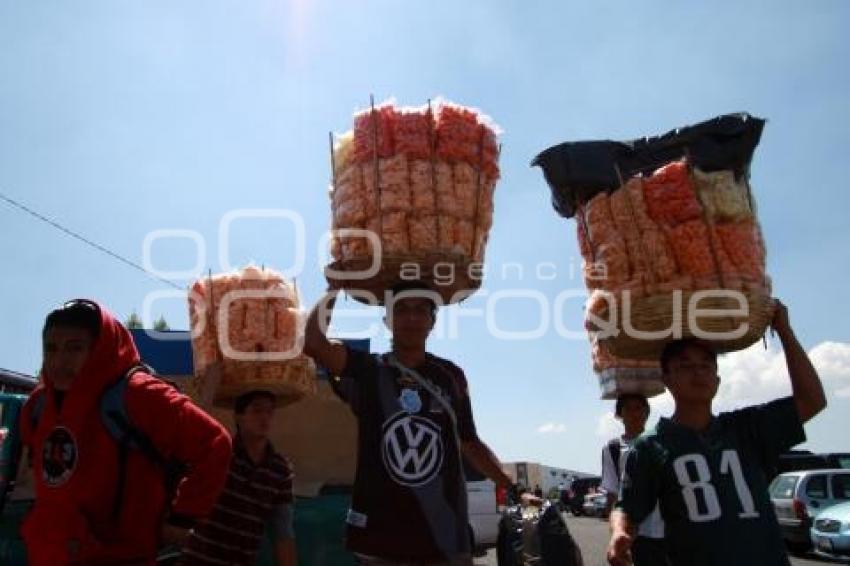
[
  {"xmin": 498, "ymin": 504, "xmax": 583, "ymax": 566},
  {"xmin": 537, "ymin": 505, "xmax": 583, "ymax": 566},
  {"xmin": 531, "ymin": 113, "xmax": 765, "ymax": 218}
]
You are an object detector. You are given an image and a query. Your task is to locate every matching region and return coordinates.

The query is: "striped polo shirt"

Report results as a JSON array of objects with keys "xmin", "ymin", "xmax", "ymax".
[{"xmin": 181, "ymin": 437, "xmax": 294, "ymax": 565}]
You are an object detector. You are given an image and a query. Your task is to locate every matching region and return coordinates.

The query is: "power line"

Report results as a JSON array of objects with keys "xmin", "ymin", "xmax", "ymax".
[{"xmin": 0, "ymin": 190, "xmax": 184, "ymax": 290}]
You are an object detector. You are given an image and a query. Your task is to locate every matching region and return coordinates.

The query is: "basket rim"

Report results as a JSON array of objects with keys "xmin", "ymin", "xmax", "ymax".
[{"xmin": 325, "ymin": 252, "xmax": 484, "ymax": 306}]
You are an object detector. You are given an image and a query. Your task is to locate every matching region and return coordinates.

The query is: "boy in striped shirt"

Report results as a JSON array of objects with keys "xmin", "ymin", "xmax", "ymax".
[{"xmin": 182, "ymin": 388, "xmax": 296, "ymax": 566}]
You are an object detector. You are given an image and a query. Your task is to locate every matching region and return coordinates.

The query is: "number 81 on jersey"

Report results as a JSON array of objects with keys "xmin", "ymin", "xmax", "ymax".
[{"xmin": 673, "ymin": 450, "xmax": 760, "ymax": 522}]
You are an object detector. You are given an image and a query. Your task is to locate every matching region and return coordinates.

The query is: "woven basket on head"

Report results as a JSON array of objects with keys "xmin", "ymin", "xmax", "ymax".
[
  {"xmin": 327, "ymin": 99, "xmax": 499, "ymax": 307},
  {"xmin": 592, "ymin": 289, "xmax": 774, "ymax": 361},
  {"xmin": 185, "ymin": 357, "xmax": 317, "ymax": 409},
  {"xmin": 326, "ymin": 251, "xmax": 481, "ymax": 306},
  {"xmin": 597, "ymin": 367, "xmax": 665, "ymax": 400},
  {"xmin": 214, "ymin": 357, "xmax": 317, "ymax": 408}
]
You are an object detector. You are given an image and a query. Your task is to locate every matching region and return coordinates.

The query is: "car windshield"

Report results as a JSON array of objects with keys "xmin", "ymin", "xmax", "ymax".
[{"xmin": 769, "ymin": 475, "xmax": 798, "ymax": 499}]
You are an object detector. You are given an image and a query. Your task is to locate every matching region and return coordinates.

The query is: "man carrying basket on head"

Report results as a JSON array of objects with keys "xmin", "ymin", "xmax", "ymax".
[
  {"xmin": 607, "ymin": 300, "xmax": 826, "ymax": 566},
  {"xmin": 305, "ymin": 280, "xmax": 512, "ymax": 565}
]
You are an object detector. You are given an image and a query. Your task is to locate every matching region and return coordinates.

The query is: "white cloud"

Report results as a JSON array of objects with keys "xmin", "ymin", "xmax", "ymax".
[
  {"xmin": 596, "ymin": 412, "xmax": 621, "ymax": 439},
  {"xmin": 713, "ymin": 342, "xmax": 792, "ymax": 411},
  {"xmin": 537, "ymin": 422, "xmax": 567, "ymax": 434},
  {"xmin": 809, "ymin": 342, "xmax": 850, "ymax": 395},
  {"xmin": 713, "ymin": 340, "xmax": 850, "ymax": 411},
  {"xmin": 649, "ymin": 392, "xmax": 675, "ymax": 416}
]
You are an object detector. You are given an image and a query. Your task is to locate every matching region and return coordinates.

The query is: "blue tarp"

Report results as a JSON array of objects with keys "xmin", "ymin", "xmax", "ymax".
[
  {"xmin": 129, "ymin": 329, "xmax": 370, "ymax": 378},
  {"xmin": 129, "ymin": 329, "xmax": 194, "ymax": 376}
]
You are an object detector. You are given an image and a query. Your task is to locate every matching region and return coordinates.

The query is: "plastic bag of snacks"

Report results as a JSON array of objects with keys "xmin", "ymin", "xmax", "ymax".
[
  {"xmin": 187, "ymin": 265, "xmax": 316, "ymax": 406},
  {"xmin": 535, "ymin": 114, "xmax": 774, "ymax": 398},
  {"xmin": 327, "ymin": 98, "xmax": 501, "ymax": 305}
]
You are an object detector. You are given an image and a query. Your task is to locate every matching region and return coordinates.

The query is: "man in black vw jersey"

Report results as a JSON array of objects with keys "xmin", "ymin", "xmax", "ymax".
[{"xmin": 305, "ymin": 281, "xmax": 512, "ymax": 565}]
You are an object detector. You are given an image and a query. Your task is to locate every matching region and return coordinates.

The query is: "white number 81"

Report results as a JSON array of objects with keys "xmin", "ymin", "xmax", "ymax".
[{"xmin": 673, "ymin": 450, "xmax": 759, "ymax": 523}]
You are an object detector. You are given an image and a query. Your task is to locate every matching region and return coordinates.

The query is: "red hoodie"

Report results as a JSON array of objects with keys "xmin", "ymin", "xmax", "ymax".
[{"xmin": 19, "ymin": 303, "xmax": 232, "ymax": 565}]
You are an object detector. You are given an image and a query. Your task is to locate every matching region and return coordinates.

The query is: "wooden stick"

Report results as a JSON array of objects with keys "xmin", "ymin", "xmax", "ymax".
[
  {"xmin": 329, "ymin": 131, "xmax": 337, "ymax": 190},
  {"xmin": 403, "ymin": 106, "xmax": 414, "ymax": 256},
  {"xmin": 370, "ymin": 95, "xmax": 384, "ymax": 257},
  {"xmin": 614, "ymin": 164, "xmax": 656, "ymax": 292},
  {"xmin": 741, "ymin": 175, "xmax": 768, "ymax": 288},
  {"xmin": 470, "ymin": 123, "xmax": 485, "ymax": 261},
  {"xmin": 200, "ymin": 268, "xmax": 221, "ymax": 408},
  {"xmin": 428, "ymin": 99, "xmax": 443, "ymax": 251}
]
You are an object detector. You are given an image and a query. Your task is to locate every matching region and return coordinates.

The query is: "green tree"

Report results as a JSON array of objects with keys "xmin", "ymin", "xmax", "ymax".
[
  {"xmin": 126, "ymin": 311, "xmax": 143, "ymax": 329},
  {"xmin": 153, "ymin": 315, "xmax": 170, "ymax": 331}
]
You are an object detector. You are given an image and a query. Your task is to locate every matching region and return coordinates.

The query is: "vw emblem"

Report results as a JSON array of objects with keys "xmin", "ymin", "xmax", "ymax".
[{"xmin": 381, "ymin": 413, "xmax": 444, "ymax": 487}]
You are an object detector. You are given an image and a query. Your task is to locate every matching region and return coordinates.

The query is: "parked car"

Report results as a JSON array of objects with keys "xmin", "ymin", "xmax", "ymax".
[
  {"xmin": 464, "ymin": 459, "xmax": 501, "ymax": 552},
  {"xmin": 778, "ymin": 450, "xmax": 850, "ymax": 475},
  {"xmin": 561, "ymin": 476, "xmax": 601, "ymax": 516},
  {"xmin": 769, "ymin": 469, "xmax": 850, "ymax": 550},
  {"xmin": 810, "ymin": 500, "xmax": 850, "ymax": 561},
  {"xmin": 582, "ymin": 491, "xmax": 609, "ymax": 519}
]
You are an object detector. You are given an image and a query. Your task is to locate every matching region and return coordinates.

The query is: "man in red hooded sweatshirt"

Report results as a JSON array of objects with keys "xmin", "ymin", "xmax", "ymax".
[{"xmin": 19, "ymin": 299, "xmax": 232, "ymax": 564}]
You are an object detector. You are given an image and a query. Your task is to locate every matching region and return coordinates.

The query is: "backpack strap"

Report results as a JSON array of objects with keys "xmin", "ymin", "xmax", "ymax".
[
  {"xmin": 386, "ymin": 354, "xmax": 458, "ymax": 430},
  {"xmin": 100, "ymin": 364, "xmax": 182, "ymax": 520},
  {"xmin": 29, "ymin": 388, "xmax": 46, "ymax": 432},
  {"xmin": 607, "ymin": 437, "xmax": 622, "ymax": 480},
  {"xmin": 24, "ymin": 389, "xmax": 47, "ymax": 474},
  {"xmin": 100, "ymin": 364, "xmax": 165, "ymax": 463}
]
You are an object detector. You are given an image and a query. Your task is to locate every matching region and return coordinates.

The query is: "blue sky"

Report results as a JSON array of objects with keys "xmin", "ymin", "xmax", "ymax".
[{"xmin": 2, "ymin": 0, "xmax": 849, "ymax": 474}]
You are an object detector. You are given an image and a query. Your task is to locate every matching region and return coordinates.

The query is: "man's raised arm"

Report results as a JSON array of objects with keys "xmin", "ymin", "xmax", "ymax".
[
  {"xmin": 772, "ymin": 300, "xmax": 826, "ymax": 423},
  {"xmin": 303, "ymin": 290, "xmax": 347, "ymax": 377}
]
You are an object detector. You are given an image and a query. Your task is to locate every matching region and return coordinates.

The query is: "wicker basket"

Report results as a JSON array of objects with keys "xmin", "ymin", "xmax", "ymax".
[
  {"xmin": 591, "ymin": 289, "xmax": 774, "ymax": 361},
  {"xmin": 325, "ymin": 251, "xmax": 482, "ymax": 305},
  {"xmin": 214, "ymin": 357, "xmax": 316, "ymax": 408},
  {"xmin": 597, "ymin": 368, "xmax": 665, "ymax": 400},
  {"xmin": 185, "ymin": 357, "xmax": 317, "ymax": 409}
]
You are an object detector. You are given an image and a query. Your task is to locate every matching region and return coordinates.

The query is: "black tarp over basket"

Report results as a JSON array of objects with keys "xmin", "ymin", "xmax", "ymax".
[{"xmin": 531, "ymin": 113, "xmax": 765, "ymax": 218}]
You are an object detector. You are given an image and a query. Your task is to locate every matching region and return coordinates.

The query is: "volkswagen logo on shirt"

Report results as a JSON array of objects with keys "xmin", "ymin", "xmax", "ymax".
[
  {"xmin": 42, "ymin": 426, "xmax": 78, "ymax": 487},
  {"xmin": 381, "ymin": 412, "xmax": 444, "ymax": 487}
]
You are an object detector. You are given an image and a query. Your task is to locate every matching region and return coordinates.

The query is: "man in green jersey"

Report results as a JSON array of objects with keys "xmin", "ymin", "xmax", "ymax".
[{"xmin": 607, "ymin": 300, "xmax": 827, "ymax": 566}]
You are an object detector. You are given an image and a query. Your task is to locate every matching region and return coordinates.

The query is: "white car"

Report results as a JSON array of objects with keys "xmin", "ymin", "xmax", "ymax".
[
  {"xmin": 582, "ymin": 491, "xmax": 609, "ymax": 518},
  {"xmin": 465, "ymin": 462, "xmax": 502, "ymax": 551}
]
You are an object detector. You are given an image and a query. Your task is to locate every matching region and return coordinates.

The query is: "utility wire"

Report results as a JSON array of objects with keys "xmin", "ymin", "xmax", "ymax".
[{"xmin": 0, "ymin": 190, "xmax": 184, "ymax": 290}]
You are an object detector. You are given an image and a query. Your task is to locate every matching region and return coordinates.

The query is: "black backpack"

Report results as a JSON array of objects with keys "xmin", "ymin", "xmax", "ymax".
[{"xmin": 28, "ymin": 364, "xmax": 187, "ymax": 519}]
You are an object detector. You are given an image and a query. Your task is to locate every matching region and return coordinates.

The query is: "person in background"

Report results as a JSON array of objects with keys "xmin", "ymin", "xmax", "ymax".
[
  {"xmin": 600, "ymin": 394, "xmax": 666, "ymax": 565},
  {"xmin": 182, "ymin": 385, "xmax": 296, "ymax": 565}
]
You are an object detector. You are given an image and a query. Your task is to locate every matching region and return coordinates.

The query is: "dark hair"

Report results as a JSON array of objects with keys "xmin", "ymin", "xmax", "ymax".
[
  {"xmin": 615, "ymin": 394, "xmax": 650, "ymax": 417},
  {"xmin": 233, "ymin": 390, "xmax": 276, "ymax": 414},
  {"xmin": 43, "ymin": 299, "xmax": 101, "ymax": 341},
  {"xmin": 660, "ymin": 338, "xmax": 717, "ymax": 374},
  {"xmin": 388, "ymin": 280, "xmax": 438, "ymax": 318}
]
